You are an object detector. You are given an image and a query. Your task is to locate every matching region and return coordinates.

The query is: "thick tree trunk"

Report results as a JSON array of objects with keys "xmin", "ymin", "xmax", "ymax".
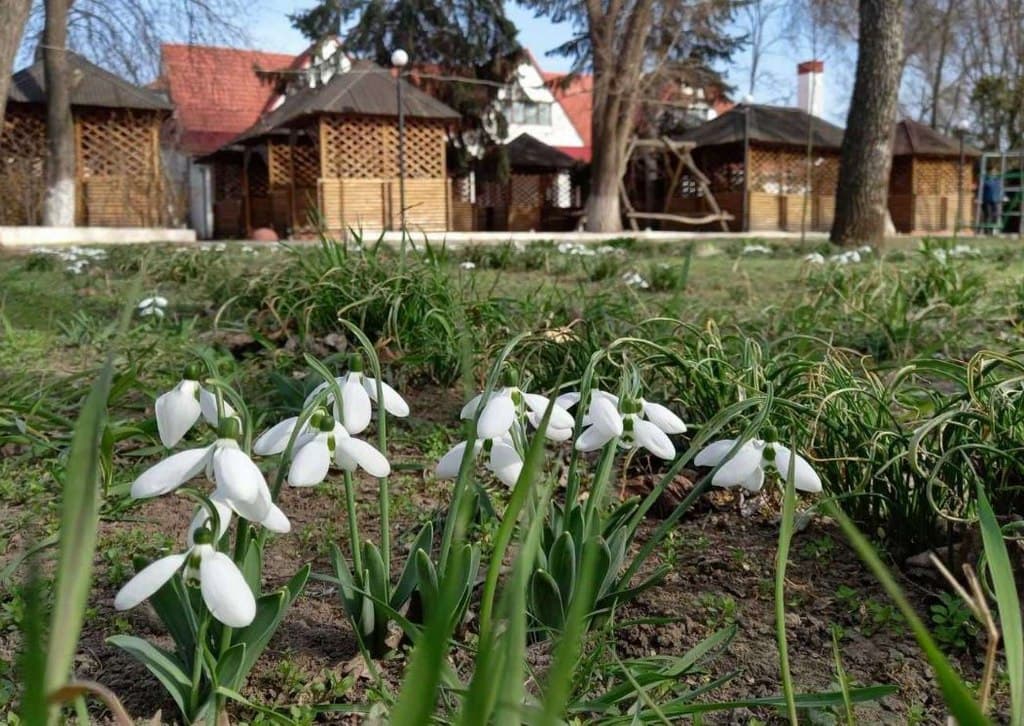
[
  {"xmin": 830, "ymin": 0, "xmax": 903, "ymax": 246},
  {"xmin": 585, "ymin": 134, "xmax": 623, "ymax": 232},
  {"xmin": 0, "ymin": 0, "xmax": 32, "ymax": 129},
  {"xmin": 43, "ymin": 0, "xmax": 76, "ymax": 227}
]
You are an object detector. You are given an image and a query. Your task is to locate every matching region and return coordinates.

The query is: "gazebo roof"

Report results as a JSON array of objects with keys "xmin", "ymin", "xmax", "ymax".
[
  {"xmin": 234, "ymin": 61, "xmax": 459, "ymax": 142},
  {"xmin": 892, "ymin": 119, "xmax": 982, "ymax": 157},
  {"xmin": 8, "ymin": 52, "xmax": 172, "ymax": 111},
  {"xmin": 504, "ymin": 133, "xmax": 578, "ymax": 171},
  {"xmin": 679, "ymin": 104, "xmax": 845, "ymax": 150}
]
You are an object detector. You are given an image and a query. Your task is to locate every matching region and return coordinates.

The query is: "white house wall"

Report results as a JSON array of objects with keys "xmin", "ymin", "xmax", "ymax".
[{"xmin": 498, "ymin": 62, "xmax": 585, "ymax": 150}]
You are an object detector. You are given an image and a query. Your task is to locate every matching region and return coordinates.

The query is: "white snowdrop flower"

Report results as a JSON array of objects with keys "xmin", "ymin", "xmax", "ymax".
[
  {"xmin": 138, "ymin": 296, "xmax": 168, "ymax": 318},
  {"xmin": 694, "ymin": 438, "xmax": 822, "ymax": 493},
  {"xmin": 857, "ymin": 245, "xmax": 873, "ymax": 255},
  {"xmin": 154, "ymin": 364, "xmax": 235, "ymax": 448},
  {"xmin": 435, "ymin": 434, "xmax": 522, "ymax": 488},
  {"xmin": 266, "ymin": 413, "xmax": 391, "ymax": 486},
  {"xmin": 459, "ymin": 261, "xmax": 477, "ymax": 270},
  {"xmin": 304, "ymin": 363, "xmax": 409, "ymax": 433},
  {"xmin": 460, "ymin": 385, "xmax": 574, "ymax": 441},
  {"xmin": 114, "ymin": 525, "xmax": 256, "ymax": 627},
  {"xmin": 830, "ymin": 250, "xmax": 861, "ymax": 265},
  {"xmin": 131, "ymin": 423, "xmax": 288, "ymax": 532},
  {"xmin": 560, "ymin": 389, "xmax": 685, "ymax": 437},
  {"xmin": 742, "ymin": 244, "xmax": 772, "ymax": 255},
  {"xmin": 803, "ymin": 252, "xmax": 826, "ymax": 265},
  {"xmin": 621, "ymin": 271, "xmax": 650, "ymax": 289},
  {"xmin": 573, "ymin": 395, "xmax": 677, "ymax": 460}
]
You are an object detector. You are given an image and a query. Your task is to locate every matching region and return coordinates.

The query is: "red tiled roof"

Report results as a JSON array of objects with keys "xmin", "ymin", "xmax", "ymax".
[
  {"xmin": 160, "ymin": 44, "xmax": 298, "ymax": 155},
  {"xmin": 543, "ymin": 71, "xmax": 593, "ymax": 161}
]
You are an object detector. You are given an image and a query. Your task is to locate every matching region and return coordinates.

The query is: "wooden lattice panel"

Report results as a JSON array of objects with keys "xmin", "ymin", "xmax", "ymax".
[
  {"xmin": 214, "ymin": 158, "xmax": 244, "ymax": 202},
  {"xmin": 321, "ymin": 116, "xmax": 446, "ymax": 179},
  {"xmin": 268, "ymin": 141, "xmax": 320, "ymax": 188},
  {"xmin": 912, "ymin": 157, "xmax": 962, "ymax": 195},
  {"xmin": 509, "ymin": 175, "xmax": 543, "ymax": 206},
  {"xmin": 79, "ymin": 109, "xmax": 156, "ymax": 178},
  {"xmin": 0, "ymin": 106, "xmax": 46, "ymax": 224}
]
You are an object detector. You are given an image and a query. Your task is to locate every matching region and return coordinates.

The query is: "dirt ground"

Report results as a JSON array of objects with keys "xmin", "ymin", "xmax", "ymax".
[{"xmin": 1, "ymin": 386, "xmax": 1000, "ymax": 724}]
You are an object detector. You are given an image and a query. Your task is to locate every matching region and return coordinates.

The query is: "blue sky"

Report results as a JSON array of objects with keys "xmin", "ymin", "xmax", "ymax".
[{"xmin": 251, "ymin": 1, "xmax": 852, "ymax": 124}]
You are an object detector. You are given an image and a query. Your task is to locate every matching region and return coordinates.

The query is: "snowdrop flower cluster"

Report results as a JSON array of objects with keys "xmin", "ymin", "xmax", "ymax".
[
  {"xmin": 138, "ymin": 295, "xmax": 168, "ymax": 318},
  {"xmin": 829, "ymin": 245, "xmax": 873, "ymax": 265},
  {"xmin": 803, "ymin": 252, "xmax": 826, "ymax": 265},
  {"xmin": 155, "ymin": 364, "xmax": 236, "ymax": 448},
  {"xmin": 621, "ymin": 271, "xmax": 650, "ymax": 289},
  {"xmin": 741, "ymin": 244, "xmax": 773, "ymax": 256},
  {"xmin": 557, "ymin": 242, "xmax": 597, "ymax": 257},
  {"xmin": 929, "ymin": 244, "xmax": 980, "ymax": 263},
  {"xmin": 253, "ymin": 361, "xmax": 406, "ymax": 487},
  {"xmin": 116, "ymin": 383, "xmax": 292, "ymax": 627},
  {"xmin": 560, "ymin": 390, "xmax": 686, "ymax": 460},
  {"xmin": 695, "ymin": 437, "xmax": 821, "ymax": 493},
  {"xmin": 436, "ymin": 384, "xmax": 576, "ymax": 487},
  {"xmin": 31, "ymin": 244, "xmax": 107, "ymax": 274},
  {"xmin": 459, "ymin": 261, "xmax": 477, "ymax": 270}
]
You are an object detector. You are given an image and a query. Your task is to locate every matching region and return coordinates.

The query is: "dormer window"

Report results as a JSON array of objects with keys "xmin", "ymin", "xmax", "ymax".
[{"xmin": 509, "ymin": 99, "xmax": 551, "ymax": 125}]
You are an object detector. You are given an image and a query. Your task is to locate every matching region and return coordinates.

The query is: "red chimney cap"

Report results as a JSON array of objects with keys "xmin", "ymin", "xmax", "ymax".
[{"xmin": 798, "ymin": 60, "xmax": 824, "ymax": 74}]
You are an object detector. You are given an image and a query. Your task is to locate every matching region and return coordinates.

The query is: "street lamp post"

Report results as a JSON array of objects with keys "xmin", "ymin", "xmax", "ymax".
[
  {"xmin": 740, "ymin": 94, "xmax": 754, "ymax": 232},
  {"xmin": 955, "ymin": 119, "xmax": 969, "ymax": 239},
  {"xmin": 391, "ymin": 48, "xmax": 409, "ymax": 244}
]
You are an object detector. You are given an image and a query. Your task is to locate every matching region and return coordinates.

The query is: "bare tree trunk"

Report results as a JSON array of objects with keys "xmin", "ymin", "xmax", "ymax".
[
  {"xmin": 830, "ymin": 0, "xmax": 903, "ymax": 246},
  {"xmin": 0, "ymin": 0, "xmax": 32, "ymax": 129},
  {"xmin": 585, "ymin": 133, "xmax": 623, "ymax": 231},
  {"xmin": 43, "ymin": 0, "xmax": 75, "ymax": 227}
]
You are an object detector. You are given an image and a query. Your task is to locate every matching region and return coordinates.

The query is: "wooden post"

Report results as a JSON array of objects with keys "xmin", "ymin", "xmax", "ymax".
[
  {"xmin": 151, "ymin": 117, "xmax": 161, "ymax": 226},
  {"xmin": 73, "ymin": 115, "xmax": 83, "ymax": 224},
  {"xmin": 288, "ymin": 130, "xmax": 298, "ymax": 233},
  {"xmin": 242, "ymin": 146, "xmax": 252, "ymax": 238}
]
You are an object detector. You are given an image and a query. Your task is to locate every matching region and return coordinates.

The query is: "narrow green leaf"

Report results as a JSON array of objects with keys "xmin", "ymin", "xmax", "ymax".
[
  {"xmin": 977, "ymin": 484, "xmax": 1023, "ymax": 726},
  {"xmin": 45, "ymin": 360, "xmax": 114, "ymax": 703},
  {"xmin": 107, "ymin": 634, "xmax": 191, "ymax": 717}
]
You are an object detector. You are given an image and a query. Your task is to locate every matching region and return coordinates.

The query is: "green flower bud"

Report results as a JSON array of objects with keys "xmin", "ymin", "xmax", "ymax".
[
  {"xmin": 218, "ymin": 416, "xmax": 242, "ymax": 440},
  {"xmin": 348, "ymin": 354, "xmax": 364, "ymax": 373},
  {"xmin": 192, "ymin": 526, "xmax": 214, "ymax": 546},
  {"xmin": 317, "ymin": 414, "xmax": 335, "ymax": 432},
  {"xmin": 763, "ymin": 444, "xmax": 777, "ymax": 462},
  {"xmin": 183, "ymin": 362, "xmax": 203, "ymax": 381},
  {"xmin": 621, "ymin": 397, "xmax": 642, "ymax": 414}
]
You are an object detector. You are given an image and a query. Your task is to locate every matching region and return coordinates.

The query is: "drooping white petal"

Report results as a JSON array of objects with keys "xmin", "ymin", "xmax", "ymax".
[
  {"xmin": 303, "ymin": 380, "xmax": 331, "ymax": 409},
  {"xmin": 212, "ymin": 446, "xmax": 271, "ymax": 519},
  {"xmin": 591, "ymin": 390, "xmax": 620, "ymax": 406},
  {"xmin": 710, "ymin": 441, "xmax": 764, "ymax": 488},
  {"xmin": 114, "ymin": 553, "xmax": 187, "ymax": 611},
  {"xmin": 197, "ymin": 547, "xmax": 256, "ymax": 627},
  {"xmin": 529, "ymin": 411, "xmax": 573, "ymax": 442},
  {"xmin": 288, "ymin": 434, "xmax": 331, "ymax": 486},
  {"xmin": 362, "ymin": 377, "xmax": 410, "ymax": 417},
  {"xmin": 260, "ymin": 504, "xmax": 292, "ymax": 533},
  {"xmin": 198, "ymin": 387, "xmax": 236, "ymax": 426},
  {"xmin": 436, "ymin": 441, "xmax": 481, "ymax": 479},
  {"xmin": 588, "ymin": 396, "xmax": 624, "ymax": 438},
  {"xmin": 253, "ymin": 416, "xmax": 302, "ymax": 456},
  {"xmin": 131, "ymin": 446, "xmax": 211, "ymax": 498},
  {"xmin": 554, "ymin": 391, "xmax": 580, "ymax": 411},
  {"xmin": 694, "ymin": 439, "xmax": 737, "ymax": 467},
  {"xmin": 340, "ymin": 378, "xmax": 372, "ymax": 434},
  {"xmin": 155, "ymin": 380, "xmax": 201, "ymax": 448},
  {"xmin": 771, "ymin": 444, "xmax": 822, "ymax": 493},
  {"xmin": 641, "ymin": 400, "xmax": 687, "ymax": 434},
  {"xmin": 574, "ymin": 423, "xmax": 619, "ymax": 452},
  {"xmin": 188, "ymin": 495, "xmax": 234, "ymax": 544},
  {"xmin": 487, "ymin": 442, "xmax": 523, "ymax": 487},
  {"xmin": 522, "ymin": 393, "xmax": 575, "ymax": 430},
  {"xmin": 460, "ymin": 393, "xmax": 484, "ymax": 420},
  {"xmin": 335, "ymin": 437, "xmax": 391, "ymax": 477},
  {"xmin": 632, "ymin": 418, "xmax": 676, "ymax": 460},
  {"xmin": 739, "ymin": 465, "xmax": 766, "ymax": 492},
  {"xmin": 477, "ymin": 393, "xmax": 516, "ymax": 440}
]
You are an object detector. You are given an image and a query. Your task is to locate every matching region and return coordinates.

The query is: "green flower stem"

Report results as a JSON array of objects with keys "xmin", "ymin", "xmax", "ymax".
[
  {"xmin": 583, "ymin": 443, "xmax": 619, "ymax": 537},
  {"xmin": 343, "ymin": 470, "xmax": 363, "ymax": 575},
  {"xmin": 374, "ymin": 378, "xmax": 390, "ymax": 584},
  {"xmin": 190, "ymin": 613, "xmax": 210, "ymax": 714},
  {"xmin": 775, "ymin": 463, "xmax": 799, "ymax": 725}
]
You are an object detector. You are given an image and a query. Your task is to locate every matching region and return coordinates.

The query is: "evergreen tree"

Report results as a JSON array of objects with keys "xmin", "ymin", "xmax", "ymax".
[{"xmin": 290, "ymin": 0, "xmax": 523, "ymax": 172}]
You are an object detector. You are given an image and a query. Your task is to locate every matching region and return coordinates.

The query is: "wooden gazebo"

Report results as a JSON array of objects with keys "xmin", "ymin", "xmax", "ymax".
[
  {"xmin": 676, "ymin": 104, "xmax": 844, "ymax": 232},
  {"xmin": 888, "ymin": 119, "xmax": 981, "ymax": 233},
  {"xmin": 0, "ymin": 53, "xmax": 172, "ymax": 226},
  {"xmin": 475, "ymin": 133, "xmax": 582, "ymax": 231},
  {"xmin": 205, "ymin": 61, "xmax": 459, "ymax": 237}
]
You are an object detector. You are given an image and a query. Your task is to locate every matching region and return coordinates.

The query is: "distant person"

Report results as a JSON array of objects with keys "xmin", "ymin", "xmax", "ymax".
[{"xmin": 982, "ymin": 175, "xmax": 1002, "ymax": 230}]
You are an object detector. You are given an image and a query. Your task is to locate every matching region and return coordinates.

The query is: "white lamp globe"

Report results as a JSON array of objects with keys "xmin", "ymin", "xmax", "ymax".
[
  {"xmin": 743, "ymin": 94, "xmax": 755, "ymax": 105},
  {"xmin": 957, "ymin": 119, "xmax": 969, "ymax": 133},
  {"xmin": 391, "ymin": 49, "xmax": 409, "ymax": 68}
]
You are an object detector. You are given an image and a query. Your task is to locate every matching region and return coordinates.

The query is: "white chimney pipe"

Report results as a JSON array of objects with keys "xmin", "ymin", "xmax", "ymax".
[{"xmin": 797, "ymin": 60, "xmax": 824, "ymax": 118}]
